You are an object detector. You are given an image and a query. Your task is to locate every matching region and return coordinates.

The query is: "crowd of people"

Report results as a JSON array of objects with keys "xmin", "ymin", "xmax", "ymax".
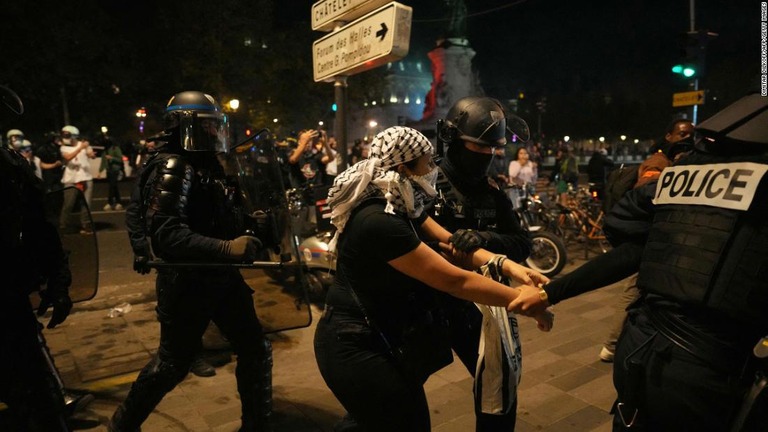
[{"xmin": 3, "ymin": 85, "xmax": 766, "ymax": 432}]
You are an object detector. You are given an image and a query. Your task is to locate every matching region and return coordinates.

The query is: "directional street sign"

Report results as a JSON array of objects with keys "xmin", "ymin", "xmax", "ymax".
[
  {"xmin": 312, "ymin": 2, "xmax": 412, "ymax": 82},
  {"xmin": 672, "ymin": 90, "xmax": 706, "ymax": 107},
  {"xmin": 312, "ymin": 0, "xmax": 390, "ymax": 32}
]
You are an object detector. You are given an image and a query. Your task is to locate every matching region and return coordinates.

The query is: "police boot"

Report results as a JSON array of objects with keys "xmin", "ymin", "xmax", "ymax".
[
  {"xmin": 107, "ymin": 405, "xmax": 141, "ymax": 432},
  {"xmin": 108, "ymin": 356, "xmax": 186, "ymax": 432},
  {"xmin": 237, "ymin": 339, "xmax": 273, "ymax": 432},
  {"xmin": 63, "ymin": 390, "xmax": 95, "ymax": 416}
]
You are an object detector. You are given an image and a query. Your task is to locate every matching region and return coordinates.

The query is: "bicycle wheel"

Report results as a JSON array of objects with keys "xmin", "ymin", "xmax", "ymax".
[{"xmin": 525, "ymin": 231, "xmax": 567, "ymax": 278}]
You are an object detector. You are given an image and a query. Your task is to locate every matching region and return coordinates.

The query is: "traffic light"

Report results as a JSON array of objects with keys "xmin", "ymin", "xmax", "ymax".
[
  {"xmin": 671, "ymin": 63, "xmax": 697, "ymax": 78},
  {"xmin": 672, "ymin": 30, "xmax": 717, "ymax": 79}
]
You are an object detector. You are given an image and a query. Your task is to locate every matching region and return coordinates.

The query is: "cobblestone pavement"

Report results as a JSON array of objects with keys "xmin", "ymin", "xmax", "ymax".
[{"xmin": 4, "ymin": 183, "xmax": 627, "ymax": 431}]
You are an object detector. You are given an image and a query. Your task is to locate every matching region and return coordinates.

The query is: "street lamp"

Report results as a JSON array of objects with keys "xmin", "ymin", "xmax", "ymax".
[{"xmin": 228, "ymin": 99, "xmax": 240, "ymax": 111}]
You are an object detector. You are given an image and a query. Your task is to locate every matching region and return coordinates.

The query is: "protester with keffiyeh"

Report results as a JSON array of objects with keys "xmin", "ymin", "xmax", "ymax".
[{"xmin": 313, "ymin": 126, "xmax": 553, "ymax": 432}]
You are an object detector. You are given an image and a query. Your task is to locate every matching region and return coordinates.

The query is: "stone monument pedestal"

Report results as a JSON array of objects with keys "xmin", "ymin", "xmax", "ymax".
[{"xmin": 410, "ymin": 38, "xmax": 480, "ymax": 131}]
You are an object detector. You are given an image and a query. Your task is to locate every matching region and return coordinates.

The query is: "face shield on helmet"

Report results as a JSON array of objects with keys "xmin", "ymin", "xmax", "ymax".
[
  {"xmin": 694, "ymin": 93, "xmax": 768, "ymax": 153},
  {"xmin": 176, "ymin": 110, "xmax": 230, "ymax": 152},
  {"xmin": 164, "ymin": 91, "xmax": 230, "ymax": 153}
]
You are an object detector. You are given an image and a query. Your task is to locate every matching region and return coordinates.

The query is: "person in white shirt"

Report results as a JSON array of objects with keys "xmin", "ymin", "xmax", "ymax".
[
  {"xmin": 59, "ymin": 125, "xmax": 96, "ymax": 234},
  {"xmin": 507, "ymin": 146, "xmax": 538, "ymax": 188}
]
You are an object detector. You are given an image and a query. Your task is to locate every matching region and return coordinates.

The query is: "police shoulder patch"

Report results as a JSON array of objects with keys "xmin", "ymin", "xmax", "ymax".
[{"xmin": 652, "ymin": 162, "xmax": 768, "ymax": 211}]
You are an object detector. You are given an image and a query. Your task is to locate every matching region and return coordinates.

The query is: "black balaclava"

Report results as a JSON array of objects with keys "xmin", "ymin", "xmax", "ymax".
[{"xmin": 442, "ymin": 141, "xmax": 493, "ymax": 191}]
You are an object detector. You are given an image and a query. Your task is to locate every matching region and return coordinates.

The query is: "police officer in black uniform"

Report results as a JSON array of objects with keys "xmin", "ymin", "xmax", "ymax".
[
  {"xmin": 111, "ymin": 91, "xmax": 272, "ymax": 432},
  {"xmin": 431, "ymin": 96, "xmax": 533, "ymax": 431},
  {"xmin": 509, "ymin": 93, "xmax": 768, "ymax": 431},
  {"xmin": 609, "ymin": 93, "xmax": 768, "ymax": 431},
  {"xmin": 0, "ymin": 85, "xmax": 73, "ymax": 431}
]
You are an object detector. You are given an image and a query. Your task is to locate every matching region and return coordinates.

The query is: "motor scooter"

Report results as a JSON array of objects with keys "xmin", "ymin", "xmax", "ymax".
[
  {"xmin": 507, "ymin": 183, "xmax": 568, "ymax": 278},
  {"xmin": 286, "ymin": 185, "xmax": 335, "ymax": 299}
]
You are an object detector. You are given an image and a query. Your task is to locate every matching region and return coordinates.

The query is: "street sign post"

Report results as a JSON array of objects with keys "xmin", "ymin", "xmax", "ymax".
[
  {"xmin": 672, "ymin": 90, "xmax": 706, "ymax": 107},
  {"xmin": 312, "ymin": 0, "xmax": 390, "ymax": 32},
  {"xmin": 312, "ymin": 2, "xmax": 412, "ymax": 82}
]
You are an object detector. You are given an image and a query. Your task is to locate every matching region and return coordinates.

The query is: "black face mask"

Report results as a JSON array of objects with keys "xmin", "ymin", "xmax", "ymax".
[{"xmin": 450, "ymin": 143, "xmax": 494, "ymax": 177}]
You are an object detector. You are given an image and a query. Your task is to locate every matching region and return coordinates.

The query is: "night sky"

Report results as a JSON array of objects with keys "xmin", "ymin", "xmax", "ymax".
[
  {"xmin": 293, "ymin": 0, "xmax": 758, "ymax": 139},
  {"xmin": 3, "ymin": 0, "xmax": 759, "ymax": 142}
]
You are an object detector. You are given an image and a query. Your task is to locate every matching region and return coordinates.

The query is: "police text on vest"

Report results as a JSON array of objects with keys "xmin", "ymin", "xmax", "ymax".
[{"xmin": 653, "ymin": 163, "xmax": 768, "ymax": 211}]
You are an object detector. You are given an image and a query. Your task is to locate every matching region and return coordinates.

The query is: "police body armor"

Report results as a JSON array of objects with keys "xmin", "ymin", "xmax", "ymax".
[
  {"xmin": 134, "ymin": 152, "xmax": 245, "ymax": 262},
  {"xmin": 638, "ymin": 152, "xmax": 768, "ymax": 335},
  {"xmin": 433, "ymin": 167, "xmax": 506, "ymax": 232}
]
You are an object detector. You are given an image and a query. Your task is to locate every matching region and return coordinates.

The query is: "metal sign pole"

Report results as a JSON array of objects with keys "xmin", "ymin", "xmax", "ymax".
[{"xmin": 335, "ymin": 76, "xmax": 349, "ymax": 171}]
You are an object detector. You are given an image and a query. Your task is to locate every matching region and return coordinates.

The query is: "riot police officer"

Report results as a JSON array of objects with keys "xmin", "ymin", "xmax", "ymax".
[
  {"xmin": 111, "ymin": 91, "xmax": 272, "ymax": 432},
  {"xmin": 0, "ymin": 86, "xmax": 73, "ymax": 431},
  {"xmin": 509, "ymin": 93, "xmax": 768, "ymax": 431},
  {"xmin": 432, "ymin": 96, "xmax": 532, "ymax": 431},
  {"xmin": 608, "ymin": 93, "xmax": 768, "ymax": 431}
]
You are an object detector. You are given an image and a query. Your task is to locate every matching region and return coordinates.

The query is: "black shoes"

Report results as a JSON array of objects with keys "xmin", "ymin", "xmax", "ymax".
[
  {"xmin": 190, "ymin": 356, "xmax": 216, "ymax": 377},
  {"xmin": 334, "ymin": 413, "xmax": 363, "ymax": 432},
  {"xmin": 63, "ymin": 390, "xmax": 95, "ymax": 416}
]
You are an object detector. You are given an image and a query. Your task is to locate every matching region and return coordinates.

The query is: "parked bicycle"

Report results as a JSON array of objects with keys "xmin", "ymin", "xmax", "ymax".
[{"xmin": 550, "ymin": 185, "xmax": 611, "ymax": 259}]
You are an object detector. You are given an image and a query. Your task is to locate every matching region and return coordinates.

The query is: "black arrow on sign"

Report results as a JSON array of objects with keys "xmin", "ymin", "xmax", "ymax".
[{"xmin": 376, "ymin": 23, "xmax": 388, "ymax": 41}]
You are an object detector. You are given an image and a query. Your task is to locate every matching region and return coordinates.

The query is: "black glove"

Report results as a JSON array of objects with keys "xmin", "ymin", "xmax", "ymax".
[
  {"xmin": 133, "ymin": 254, "xmax": 151, "ymax": 275},
  {"xmin": 449, "ymin": 229, "xmax": 491, "ymax": 252},
  {"xmin": 37, "ymin": 289, "xmax": 73, "ymax": 329},
  {"xmin": 219, "ymin": 235, "xmax": 263, "ymax": 262}
]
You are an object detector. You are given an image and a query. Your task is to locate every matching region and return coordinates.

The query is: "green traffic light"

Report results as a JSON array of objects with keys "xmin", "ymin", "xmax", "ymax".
[{"xmin": 672, "ymin": 64, "xmax": 696, "ymax": 77}]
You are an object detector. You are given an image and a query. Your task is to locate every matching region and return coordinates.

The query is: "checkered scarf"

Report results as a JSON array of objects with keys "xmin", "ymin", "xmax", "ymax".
[{"xmin": 327, "ymin": 126, "xmax": 434, "ymax": 251}]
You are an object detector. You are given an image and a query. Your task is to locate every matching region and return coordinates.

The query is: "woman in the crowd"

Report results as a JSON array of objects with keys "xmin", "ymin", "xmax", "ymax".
[
  {"xmin": 314, "ymin": 126, "xmax": 553, "ymax": 432},
  {"xmin": 508, "ymin": 146, "xmax": 538, "ymax": 188}
]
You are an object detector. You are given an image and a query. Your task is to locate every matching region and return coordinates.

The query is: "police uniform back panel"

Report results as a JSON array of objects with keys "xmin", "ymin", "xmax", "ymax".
[{"xmin": 640, "ymin": 151, "xmax": 768, "ymax": 336}]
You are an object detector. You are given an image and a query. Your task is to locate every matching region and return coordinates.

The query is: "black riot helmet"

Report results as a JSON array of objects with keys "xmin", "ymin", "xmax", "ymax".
[
  {"xmin": 163, "ymin": 91, "xmax": 230, "ymax": 153},
  {"xmin": 695, "ymin": 93, "xmax": 768, "ymax": 153},
  {"xmin": 438, "ymin": 96, "xmax": 531, "ymax": 147}
]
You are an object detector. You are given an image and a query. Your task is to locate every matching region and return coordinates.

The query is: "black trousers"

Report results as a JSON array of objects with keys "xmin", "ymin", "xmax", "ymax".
[
  {"xmin": 0, "ymin": 291, "xmax": 68, "ymax": 432},
  {"xmin": 111, "ymin": 269, "xmax": 271, "ymax": 431},
  {"xmin": 612, "ymin": 308, "xmax": 747, "ymax": 432},
  {"xmin": 444, "ymin": 296, "xmax": 518, "ymax": 431},
  {"xmin": 105, "ymin": 169, "xmax": 122, "ymax": 207},
  {"xmin": 314, "ymin": 309, "xmax": 431, "ymax": 432}
]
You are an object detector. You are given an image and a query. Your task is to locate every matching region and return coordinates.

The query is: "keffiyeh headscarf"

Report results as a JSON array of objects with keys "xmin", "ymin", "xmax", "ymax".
[{"xmin": 326, "ymin": 126, "xmax": 437, "ymax": 251}]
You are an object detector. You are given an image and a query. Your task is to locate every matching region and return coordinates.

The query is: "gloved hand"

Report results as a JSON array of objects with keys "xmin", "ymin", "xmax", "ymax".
[
  {"xmin": 37, "ymin": 289, "xmax": 73, "ymax": 329},
  {"xmin": 133, "ymin": 254, "xmax": 151, "ymax": 275},
  {"xmin": 219, "ymin": 235, "xmax": 263, "ymax": 262},
  {"xmin": 449, "ymin": 229, "xmax": 491, "ymax": 252}
]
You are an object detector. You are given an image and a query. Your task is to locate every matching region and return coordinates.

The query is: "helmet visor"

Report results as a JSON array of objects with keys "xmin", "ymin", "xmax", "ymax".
[
  {"xmin": 507, "ymin": 115, "xmax": 531, "ymax": 143},
  {"xmin": 179, "ymin": 111, "xmax": 230, "ymax": 152}
]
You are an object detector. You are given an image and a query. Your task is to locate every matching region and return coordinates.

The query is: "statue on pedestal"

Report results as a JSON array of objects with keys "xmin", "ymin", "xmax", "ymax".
[{"xmin": 445, "ymin": 0, "xmax": 467, "ymax": 40}]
